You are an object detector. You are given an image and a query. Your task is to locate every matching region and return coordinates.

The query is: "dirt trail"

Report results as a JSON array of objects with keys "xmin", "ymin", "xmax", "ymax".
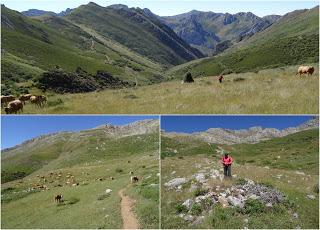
[{"xmin": 118, "ymin": 188, "xmax": 140, "ymax": 229}]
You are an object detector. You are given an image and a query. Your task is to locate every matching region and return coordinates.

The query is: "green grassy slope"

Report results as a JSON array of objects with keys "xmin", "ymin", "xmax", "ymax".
[
  {"xmin": 161, "ymin": 129, "xmax": 319, "ymax": 229},
  {"xmin": 167, "ymin": 6, "xmax": 319, "ymax": 78},
  {"xmin": 1, "ymin": 126, "xmax": 159, "ymax": 228},
  {"xmin": 65, "ymin": 3, "xmax": 203, "ymax": 67},
  {"xmin": 162, "ymin": 129, "xmax": 319, "ymax": 174},
  {"xmin": 15, "ymin": 65, "xmax": 318, "ymax": 114},
  {"xmin": 1, "ymin": 5, "xmax": 163, "ymax": 94}
]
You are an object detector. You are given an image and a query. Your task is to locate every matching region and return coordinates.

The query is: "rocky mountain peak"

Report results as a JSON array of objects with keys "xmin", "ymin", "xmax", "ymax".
[{"xmin": 165, "ymin": 117, "xmax": 318, "ymax": 145}]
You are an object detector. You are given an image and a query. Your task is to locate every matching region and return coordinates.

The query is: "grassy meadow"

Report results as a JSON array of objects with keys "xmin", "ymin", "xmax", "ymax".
[
  {"xmin": 9, "ymin": 64, "xmax": 318, "ymax": 114},
  {"xmin": 161, "ymin": 130, "xmax": 319, "ymax": 229},
  {"xmin": 1, "ymin": 131, "xmax": 159, "ymax": 229}
]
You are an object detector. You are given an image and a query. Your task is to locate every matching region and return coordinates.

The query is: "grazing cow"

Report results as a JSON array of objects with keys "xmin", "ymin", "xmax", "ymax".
[
  {"xmin": 110, "ymin": 177, "xmax": 114, "ymax": 180},
  {"xmin": 130, "ymin": 171, "xmax": 134, "ymax": 175},
  {"xmin": 30, "ymin": 95, "xmax": 47, "ymax": 107},
  {"xmin": 1, "ymin": 95, "xmax": 15, "ymax": 107},
  {"xmin": 4, "ymin": 100, "xmax": 23, "ymax": 114},
  {"xmin": 18, "ymin": 94, "xmax": 32, "ymax": 104},
  {"xmin": 54, "ymin": 194, "xmax": 63, "ymax": 203},
  {"xmin": 218, "ymin": 75, "xmax": 224, "ymax": 83},
  {"xmin": 296, "ymin": 66, "xmax": 315, "ymax": 76},
  {"xmin": 131, "ymin": 176, "xmax": 139, "ymax": 183}
]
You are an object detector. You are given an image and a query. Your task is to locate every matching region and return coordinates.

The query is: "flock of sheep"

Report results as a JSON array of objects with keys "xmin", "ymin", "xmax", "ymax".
[{"xmin": 1, "ymin": 94, "xmax": 47, "ymax": 114}]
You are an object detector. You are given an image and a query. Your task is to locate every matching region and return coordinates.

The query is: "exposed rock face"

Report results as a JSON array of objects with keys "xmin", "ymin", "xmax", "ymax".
[
  {"xmin": 165, "ymin": 117, "xmax": 318, "ymax": 144},
  {"xmin": 161, "ymin": 10, "xmax": 281, "ymax": 55},
  {"xmin": 94, "ymin": 119, "xmax": 159, "ymax": 137}
]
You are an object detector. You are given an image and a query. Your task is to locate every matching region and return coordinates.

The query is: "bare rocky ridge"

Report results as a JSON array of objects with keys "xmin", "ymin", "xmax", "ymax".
[
  {"xmin": 2, "ymin": 119, "xmax": 159, "ymax": 154},
  {"xmin": 164, "ymin": 117, "xmax": 318, "ymax": 144}
]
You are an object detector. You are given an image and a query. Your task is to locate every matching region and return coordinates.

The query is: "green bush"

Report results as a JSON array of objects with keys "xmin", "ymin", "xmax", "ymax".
[
  {"xmin": 183, "ymin": 72, "xmax": 194, "ymax": 83},
  {"xmin": 190, "ymin": 203, "xmax": 202, "ymax": 215},
  {"xmin": 241, "ymin": 199, "xmax": 265, "ymax": 214},
  {"xmin": 175, "ymin": 203, "xmax": 188, "ymax": 213}
]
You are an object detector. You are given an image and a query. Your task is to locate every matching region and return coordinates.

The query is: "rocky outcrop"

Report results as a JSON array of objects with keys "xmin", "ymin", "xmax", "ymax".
[
  {"xmin": 93, "ymin": 119, "xmax": 159, "ymax": 137},
  {"xmin": 165, "ymin": 117, "xmax": 318, "ymax": 144}
]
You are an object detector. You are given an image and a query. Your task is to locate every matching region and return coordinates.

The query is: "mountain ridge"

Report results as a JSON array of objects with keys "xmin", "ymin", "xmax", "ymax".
[
  {"xmin": 164, "ymin": 117, "xmax": 319, "ymax": 144},
  {"xmin": 2, "ymin": 119, "xmax": 159, "ymax": 153}
]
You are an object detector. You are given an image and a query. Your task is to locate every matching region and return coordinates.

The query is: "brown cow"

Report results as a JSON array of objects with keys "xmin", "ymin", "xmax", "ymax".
[
  {"xmin": 1, "ymin": 95, "xmax": 15, "ymax": 107},
  {"xmin": 4, "ymin": 100, "xmax": 23, "ymax": 114},
  {"xmin": 18, "ymin": 94, "xmax": 32, "ymax": 104},
  {"xmin": 30, "ymin": 95, "xmax": 47, "ymax": 107},
  {"xmin": 131, "ymin": 176, "xmax": 139, "ymax": 183},
  {"xmin": 296, "ymin": 66, "xmax": 315, "ymax": 76},
  {"xmin": 54, "ymin": 194, "xmax": 63, "ymax": 203}
]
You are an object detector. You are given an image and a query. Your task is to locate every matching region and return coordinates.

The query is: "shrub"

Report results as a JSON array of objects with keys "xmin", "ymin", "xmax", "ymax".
[
  {"xmin": 183, "ymin": 72, "xmax": 194, "ymax": 83},
  {"xmin": 175, "ymin": 203, "xmax": 188, "ymax": 213},
  {"xmin": 241, "ymin": 199, "xmax": 265, "ymax": 214},
  {"xmin": 190, "ymin": 203, "xmax": 202, "ymax": 215}
]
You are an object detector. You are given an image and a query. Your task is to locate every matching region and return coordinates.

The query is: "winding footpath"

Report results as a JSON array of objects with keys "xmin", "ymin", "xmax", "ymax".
[{"xmin": 118, "ymin": 188, "xmax": 140, "ymax": 229}]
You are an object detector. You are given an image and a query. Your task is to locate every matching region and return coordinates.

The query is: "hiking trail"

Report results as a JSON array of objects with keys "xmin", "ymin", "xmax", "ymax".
[{"xmin": 118, "ymin": 188, "xmax": 140, "ymax": 229}]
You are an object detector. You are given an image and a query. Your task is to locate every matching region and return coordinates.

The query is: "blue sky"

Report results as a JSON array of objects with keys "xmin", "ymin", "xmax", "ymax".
[
  {"xmin": 1, "ymin": 115, "xmax": 158, "ymax": 149},
  {"xmin": 161, "ymin": 116, "xmax": 315, "ymax": 133},
  {"xmin": 2, "ymin": 0, "xmax": 318, "ymax": 16}
]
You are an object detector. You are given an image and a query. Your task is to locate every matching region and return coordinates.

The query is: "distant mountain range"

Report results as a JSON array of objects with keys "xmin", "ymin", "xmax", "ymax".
[
  {"xmin": 168, "ymin": 6, "xmax": 319, "ymax": 78},
  {"xmin": 161, "ymin": 11, "xmax": 281, "ymax": 55},
  {"xmin": 21, "ymin": 6, "xmax": 282, "ymax": 56},
  {"xmin": 164, "ymin": 117, "xmax": 319, "ymax": 144}
]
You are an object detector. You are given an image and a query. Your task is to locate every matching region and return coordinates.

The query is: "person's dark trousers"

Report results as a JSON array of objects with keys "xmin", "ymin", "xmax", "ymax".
[{"xmin": 223, "ymin": 165, "xmax": 232, "ymax": 177}]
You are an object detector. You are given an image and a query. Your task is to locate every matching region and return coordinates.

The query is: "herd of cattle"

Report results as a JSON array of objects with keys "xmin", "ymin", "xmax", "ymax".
[
  {"xmin": 1, "ymin": 94, "xmax": 47, "ymax": 114},
  {"xmin": 16, "ymin": 170, "xmax": 141, "ymax": 204}
]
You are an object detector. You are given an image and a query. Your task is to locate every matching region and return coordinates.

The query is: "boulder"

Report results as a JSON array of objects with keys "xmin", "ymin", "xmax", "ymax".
[
  {"xmin": 227, "ymin": 196, "xmax": 244, "ymax": 208},
  {"xmin": 194, "ymin": 173, "xmax": 206, "ymax": 183},
  {"xmin": 164, "ymin": 178, "xmax": 188, "ymax": 189},
  {"xmin": 182, "ymin": 199, "xmax": 194, "ymax": 210},
  {"xmin": 184, "ymin": 215, "xmax": 195, "ymax": 222},
  {"xmin": 218, "ymin": 196, "xmax": 229, "ymax": 208},
  {"xmin": 306, "ymin": 194, "xmax": 315, "ymax": 200},
  {"xmin": 189, "ymin": 184, "xmax": 199, "ymax": 192}
]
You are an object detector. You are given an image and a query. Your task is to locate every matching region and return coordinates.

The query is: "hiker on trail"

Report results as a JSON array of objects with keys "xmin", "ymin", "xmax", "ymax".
[
  {"xmin": 218, "ymin": 75, "xmax": 224, "ymax": 83},
  {"xmin": 221, "ymin": 153, "xmax": 233, "ymax": 177}
]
